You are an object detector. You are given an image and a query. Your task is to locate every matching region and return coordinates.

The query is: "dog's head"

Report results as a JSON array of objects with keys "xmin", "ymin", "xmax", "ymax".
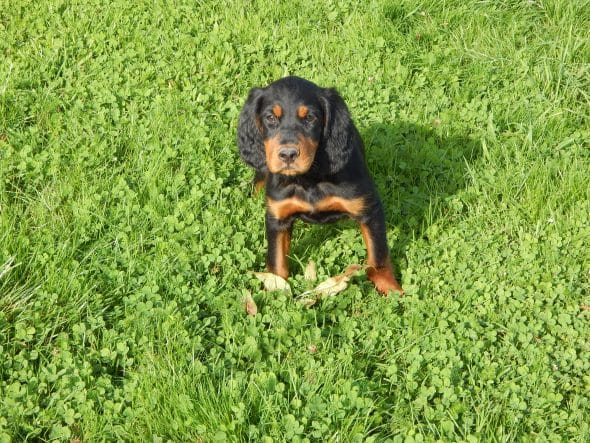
[{"xmin": 237, "ymin": 76, "xmax": 356, "ymax": 176}]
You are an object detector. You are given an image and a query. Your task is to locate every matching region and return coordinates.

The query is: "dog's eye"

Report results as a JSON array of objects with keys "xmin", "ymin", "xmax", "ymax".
[
  {"xmin": 265, "ymin": 114, "xmax": 279, "ymax": 126},
  {"xmin": 303, "ymin": 114, "xmax": 317, "ymax": 125}
]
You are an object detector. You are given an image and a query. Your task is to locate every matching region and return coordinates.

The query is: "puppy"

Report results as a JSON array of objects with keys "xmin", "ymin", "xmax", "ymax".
[{"xmin": 237, "ymin": 76, "xmax": 403, "ymax": 295}]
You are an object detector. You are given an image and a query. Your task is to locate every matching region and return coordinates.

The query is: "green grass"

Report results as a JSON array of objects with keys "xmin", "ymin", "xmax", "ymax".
[{"xmin": 1, "ymin": 0, "xmax": 589, "ymax": 440}]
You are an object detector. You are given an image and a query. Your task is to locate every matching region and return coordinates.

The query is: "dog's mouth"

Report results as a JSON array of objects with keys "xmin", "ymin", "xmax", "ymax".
[
  {"xmin": 276, "ymin": 164, "xmax": 307, "ymax": 176},
  {"xmin": 274, "ymin": 158, "xmax": 314, "ymax": 176},
  {"xmin": 264, "ymin": 136, "xmax": 318, "ymax": 176}
]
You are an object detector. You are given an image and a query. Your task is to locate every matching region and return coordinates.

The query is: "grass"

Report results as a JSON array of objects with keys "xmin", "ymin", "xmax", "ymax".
[{"xmin": 1, "ymin": 0, "xmax": 589, "ymax": 440}]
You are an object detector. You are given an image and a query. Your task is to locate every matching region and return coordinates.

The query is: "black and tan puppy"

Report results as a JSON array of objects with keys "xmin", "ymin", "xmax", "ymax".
[{"xmin": 237, "ymin": 76, "xmax": 403, "ymax": 295}]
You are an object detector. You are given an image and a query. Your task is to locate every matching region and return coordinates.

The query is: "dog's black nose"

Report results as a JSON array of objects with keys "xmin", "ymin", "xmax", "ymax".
[{"xmin": 278, "ymin": 147, "xmax": 299, "ymax": 164}]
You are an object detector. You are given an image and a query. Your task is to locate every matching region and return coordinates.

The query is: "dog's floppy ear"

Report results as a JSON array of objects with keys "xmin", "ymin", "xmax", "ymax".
[
  {"xmin": 237, "ymin": 87, "xmax": 266, "ymax": 171},
  {"xmin": 320, "ymin": 88, "xmax": 357, "ymax": 174}
]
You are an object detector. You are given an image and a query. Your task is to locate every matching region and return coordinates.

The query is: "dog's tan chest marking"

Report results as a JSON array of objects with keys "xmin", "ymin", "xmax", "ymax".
[{"xmin": 267, "ymin": 196, "xmax": 365, "ymax": 220}]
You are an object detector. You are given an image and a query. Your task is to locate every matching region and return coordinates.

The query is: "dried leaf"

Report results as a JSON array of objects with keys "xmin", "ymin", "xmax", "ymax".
[
  {"xmin": 581, "ymin": 305, "xmax": 590, "ymax": 311},
  {"xmin": 304, "ymin": 260, "xmax": 317, "ymax": 282},
  {"xmin": 312, "ymin": 264, "xmax": 364, "ymax": 297},
  {"xmin": 297, "ymin": 264, "xmax": 364, "ymax": 306},
  {"xmin": 312, "ymin": 274, "xmax": 350, "ymax": 296},
  {"xmin": 298, "ymin": 296, "xmax": 318, "ymax": 308},
  {"xmin": 243, "ymin": 291, "xmax": 257, "ymax": 316},
  {"xmin": 253, "ymin": 272, "xmax": 291, "ymax": 292},
  {"xmin": 343, "ymin": 264, "xmax": 364, "ymax": 277}
]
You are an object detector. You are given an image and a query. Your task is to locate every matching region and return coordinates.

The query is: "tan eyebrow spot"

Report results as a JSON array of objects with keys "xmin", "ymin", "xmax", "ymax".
[
  {"xmin": 272, "ymin": 104, "xmax": 283, "ymax": 118},
  {"xmin": 297, "ymin": 105, "xmax": 308, "ymax": 119}
]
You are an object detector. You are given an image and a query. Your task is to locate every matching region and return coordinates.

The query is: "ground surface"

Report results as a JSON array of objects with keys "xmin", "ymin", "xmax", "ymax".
[{"xmin": 1, "ymin": 0, "xmax": 589, "ymax": 440}]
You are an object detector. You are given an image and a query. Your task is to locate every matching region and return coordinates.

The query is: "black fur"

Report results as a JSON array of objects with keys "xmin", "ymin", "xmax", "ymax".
[{"xmin": 237, "ymin": 87, "xmax": 266, "ymax": 171}]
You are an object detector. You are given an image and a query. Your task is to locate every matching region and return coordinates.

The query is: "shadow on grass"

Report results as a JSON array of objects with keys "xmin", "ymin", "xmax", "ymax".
[
  {"xmin": 363, "ymin": 121, "xmax": 481, "ymax": 276},
  {"xmin": 291, "ymin": 121, "xmax": 481, "ymax": 282}
]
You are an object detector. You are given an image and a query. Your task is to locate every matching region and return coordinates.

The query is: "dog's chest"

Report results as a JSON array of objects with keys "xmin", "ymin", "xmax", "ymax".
[{"xmin": 267, "ymin": 182, "xmax": 364, "ymax": 223}]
